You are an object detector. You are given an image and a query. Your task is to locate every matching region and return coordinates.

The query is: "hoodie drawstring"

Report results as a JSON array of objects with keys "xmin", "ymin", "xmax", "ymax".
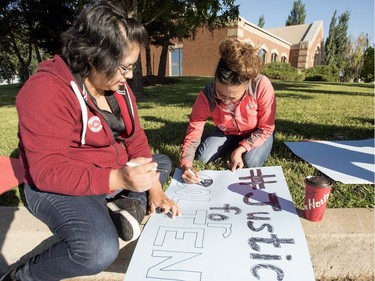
[{"xmin": 70, "ymin": 80, "xmax": 88, "ymax": 145}]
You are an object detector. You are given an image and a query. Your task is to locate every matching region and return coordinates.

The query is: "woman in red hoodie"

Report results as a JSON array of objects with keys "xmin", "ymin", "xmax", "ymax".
[
  {"xmin": 1, "ymin": 1, "xmax": 180, "ymax": 280},
  {"xmin": 180, "ymin": 39, "xmax": 276, "ymax": 184}
]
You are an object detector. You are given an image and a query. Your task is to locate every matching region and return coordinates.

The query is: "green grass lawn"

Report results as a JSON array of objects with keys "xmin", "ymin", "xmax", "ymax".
[{"xmin": 0, "ymin": 78, "xmax": 374, "ymax": 208}]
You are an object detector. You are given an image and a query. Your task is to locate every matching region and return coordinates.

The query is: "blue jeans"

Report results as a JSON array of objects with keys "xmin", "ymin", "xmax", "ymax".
[
  {"xmin": 196, "ymin": 127, "xmax": 274, "ymax": 168},
  {"xmin": 16, "ymin": 154, "xmax": 171, "ymax": 281}
]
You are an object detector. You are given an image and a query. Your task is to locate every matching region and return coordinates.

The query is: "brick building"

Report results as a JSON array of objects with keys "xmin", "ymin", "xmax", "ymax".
[{"xmin": 141, "ymin": 16, "xmax": 324, "ymax": 77}]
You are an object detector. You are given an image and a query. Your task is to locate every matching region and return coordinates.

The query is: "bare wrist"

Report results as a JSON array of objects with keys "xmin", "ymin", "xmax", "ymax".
[{"xmin": 109, "ymin": 169, "xmax": 124, "ymax": 190}]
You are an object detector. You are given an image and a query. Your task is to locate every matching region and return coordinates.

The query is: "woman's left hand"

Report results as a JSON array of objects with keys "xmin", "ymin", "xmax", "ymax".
[{"xmin": 148, "ymin": 185, "xmax": 182, "ymax": 218}]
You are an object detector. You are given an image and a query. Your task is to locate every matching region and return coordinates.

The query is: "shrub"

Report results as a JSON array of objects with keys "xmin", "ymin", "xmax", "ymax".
[
  {"xmin": 261, "ymin": 62, "xmax": 303, "ymax": 81},
  {"xmin": 304, "ymin": 74, "xmax": 327, "ymax": 81},
  {"xmin": 304, "ymin": 65, "xmax": 339, "ymax": 82}
]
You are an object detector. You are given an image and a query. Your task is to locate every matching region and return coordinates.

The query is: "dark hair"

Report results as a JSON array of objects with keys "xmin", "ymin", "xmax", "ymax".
[
  {"xmin": 61, "ymin": 0, "xmax": 148, "ymax": 78},
  {"xmin": 215, "ymin": 38, "xmax": 262, "ymax": 85}
]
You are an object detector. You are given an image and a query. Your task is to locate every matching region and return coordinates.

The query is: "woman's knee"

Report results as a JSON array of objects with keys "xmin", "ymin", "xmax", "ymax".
[
  {"xmin": 69, "ymin": 232, "xmax": 119, "ymax": 275},
  {"xmin": 244, "ymin": 155, "xmax": 267, "ymax": 167},
  {"xmin": 196, "ymin": 152, "xmax": 212, "ymax": 163},
  {"xmin": 243, "ymin": 137, "xmax": 273, "ymax": 167}
]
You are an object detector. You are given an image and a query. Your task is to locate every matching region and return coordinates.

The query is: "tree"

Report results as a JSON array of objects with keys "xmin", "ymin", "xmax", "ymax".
[
  {"xmin": 258, "ymin": 15, "xmax": 265, "ymax": 28},
  {"xmin": 118, "ymin": 0, "xmax": 145, "ymax": 96},
  {"xmin": 32, "ymin": 0, "xmax": 78, "ymax": 55},
  {"xmin": 335, "ymin": 11, "xmax": 350, "ymax": 70},
  {"xmin": 140, "ymin": 1, "xmax": 184, "ymax": 83},
  {"xmin": 324, "ymin": 11, "xmax": 337, "ymax": 66},
  {"xmin": 324, "ymin": 10, "xmax": 350, "ymax": 78},
  {"xmin": 345, "ymin": 33, "xmax": 368, "ymax": 81},
  {"xmin": 139, "ymin": 0, "xmax": 239, "ymax": 83},
  {"xmin": 0, "ymin": 0, "xmax": 34, "ymax": 82},
  {"xmin": 285, "ymin": 0, "xmax": 306, "ymax": 26},
  {"xmin": 360, "ymin": 45, "xmax": 374, "ymax": 82},
  {"xmin": 0, "ymin": 49, "xmax": 18, "ymax": 83},
  {"xmin": 0, "ymin": 0, "xmax": 78, "ymax": 83},
  {"xmin": 1, "ymin": 0, "xmax": 239, "ymax": 94}
]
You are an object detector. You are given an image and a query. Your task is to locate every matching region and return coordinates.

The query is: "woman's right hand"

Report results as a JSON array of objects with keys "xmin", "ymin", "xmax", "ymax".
[
  {"xmin": 181, "ymin": 165, "xmax": 201, "ymax": 184},
  {"xmin": 111, "ymin": 157, "xmax": 159, "ymax": 192}
]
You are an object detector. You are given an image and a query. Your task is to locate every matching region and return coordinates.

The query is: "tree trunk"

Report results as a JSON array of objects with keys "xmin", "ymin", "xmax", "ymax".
[
  {"xmin": 157, "ymin": 38, "xmax": 169, "ymax": 83},
  {"xmin": 18, "ymin": 62, "xmax": 30, "ymax": 83},
  {"xmin": 131, "ymin": 55, "xmax": 144, "ymax": 97},
  {"xmin": 120, "ymin": 0, "xmax": 144, "ymax": 96},
  {"xmin": 145, "ymin": 44, "xmax": 152, "ymax": 76},
  {"xmin": 8, "ymin": 31, "xmax": 31, "ymax": 82},
  {"xmin": 35, "ymin": 44, "xmax": 42, "ymax": 63}
]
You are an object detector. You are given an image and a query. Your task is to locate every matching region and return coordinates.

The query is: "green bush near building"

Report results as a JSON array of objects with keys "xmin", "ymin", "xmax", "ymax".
[
  {"xmin": 262, "ymin": 63, "xmax": 342, "ymax": 83},
  {"xmin": 261, "ymin": 62, "xmax": 303, "ymax": 81},
  {"xmin": 304, "ymin": 65, "xmax": 339, "ymax": 82}
]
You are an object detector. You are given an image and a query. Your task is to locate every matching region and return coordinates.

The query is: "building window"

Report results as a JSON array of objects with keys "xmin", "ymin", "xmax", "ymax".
[
  {"xmin": 271, "ymin": 53, "xmax": 278, "ymax": 62},
  {"xmin": 170, "ymin": 47, "xmax": 183, "ymax": 76},
  {"xmin": 313, "ymin": 46, "xmax": 321, "ymax": 66},
  {"xmin": 281, "ymin": 56, "xmax": 287, "ymax": 63},
  {"xmin": 259, "ymin": 49, "xmax": 267, "ymax": 63}
]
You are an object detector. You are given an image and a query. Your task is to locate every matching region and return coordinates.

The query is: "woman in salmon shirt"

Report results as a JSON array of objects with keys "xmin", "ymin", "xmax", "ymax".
[{"xmin": 180, "ymin": 38, "xmax": 276, "ymax": 184}]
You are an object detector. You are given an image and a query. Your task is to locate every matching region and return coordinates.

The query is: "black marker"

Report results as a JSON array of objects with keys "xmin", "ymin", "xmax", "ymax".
[
  {"xmin": 126, "ymin": 161, "xmax": 167, "ymax": 173},
  {"xmin": 156, "ymin": 167, "xmax": 168, "ymax": 173}
]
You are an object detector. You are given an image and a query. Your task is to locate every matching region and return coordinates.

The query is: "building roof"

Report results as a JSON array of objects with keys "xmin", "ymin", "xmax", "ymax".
[
  {"xmin": 238, "ymin": 17, "xmax": 292, "ymax": 46},
  {"xmin": 266, "ymin": 23, "xmax": 314, "ymax": 45}
]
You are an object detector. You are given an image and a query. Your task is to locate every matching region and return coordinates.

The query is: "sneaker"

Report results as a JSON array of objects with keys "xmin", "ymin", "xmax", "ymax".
[
  {"xmin": 107, "ymin": 196, "xmax": 146, "ymax": 242},
  {"xmin": 0, "ymin": 269, "xmax": 17, "ymax": 281}
]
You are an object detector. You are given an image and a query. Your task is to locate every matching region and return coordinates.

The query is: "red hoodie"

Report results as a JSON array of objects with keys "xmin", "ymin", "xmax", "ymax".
[{"xmin": 16, "ymin": 55, "xmax": 152, "ymax": 196}]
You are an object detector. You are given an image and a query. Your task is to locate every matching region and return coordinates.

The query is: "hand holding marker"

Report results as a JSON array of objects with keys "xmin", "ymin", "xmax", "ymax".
[
  {"xmin": 187, "ymin": 168, "xmax": 200, "ymax": 181},
  {"xmin": 127, "ymin": 161, "xmax": 181, "ymax": 219},
  {"xmin": 187, "ymin": 168, "xmax": 213, "ymax": 187},
  {"xmin": 126, "ymin": 161, "xmax": 167, "ymax": 173}
]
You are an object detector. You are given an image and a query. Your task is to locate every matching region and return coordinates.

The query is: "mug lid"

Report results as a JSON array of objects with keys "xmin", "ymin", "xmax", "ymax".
[{"xmin": 304, "ymin": 175, "xmax": 333, "ymax": 187}]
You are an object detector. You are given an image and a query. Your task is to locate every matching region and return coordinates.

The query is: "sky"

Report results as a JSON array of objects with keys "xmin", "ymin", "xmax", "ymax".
[{"xmin": 235, "ymin": 0, "xmax": 374, "ymax": 45}]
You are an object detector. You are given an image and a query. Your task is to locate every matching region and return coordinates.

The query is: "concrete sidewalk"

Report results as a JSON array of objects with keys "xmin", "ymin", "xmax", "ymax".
[{"xmin": 0, "ymin": 207, "xmax": 373, "ymax": 281}]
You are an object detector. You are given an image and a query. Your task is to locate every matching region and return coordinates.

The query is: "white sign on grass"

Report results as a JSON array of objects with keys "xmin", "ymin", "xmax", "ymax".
[
  {"xmin": 125, "ymin": 166, "xmax": 314, "ymax": 281},
  {"xmin": 284, "ymin": 138, "xmax": 375, "ymax": 184}
]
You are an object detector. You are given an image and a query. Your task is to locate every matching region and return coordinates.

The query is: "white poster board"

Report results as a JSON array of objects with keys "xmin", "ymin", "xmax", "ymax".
[
  {"xmin": 285, "ymin": 138, "xmax": 375, "ymax": 184},
  {"xmin": 125, "ymin": 166, "xmax": 314, "ymax": 281}
]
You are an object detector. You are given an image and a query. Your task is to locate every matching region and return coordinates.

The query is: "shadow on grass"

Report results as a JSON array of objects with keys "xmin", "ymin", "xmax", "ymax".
[
  {"xmin": 272, "ymin": 80, "xmax": 374, "ymax": 97},
  {"xmin": 139, "ymin": 109, "xmax": 374, "ymax": 173},
  {"xmin": 275, "ymin": 119, "xmax": 374, "ymax": 144},
  {"xmin": 143, "ymin": 111, "xmax": 374, "ymax": 152},
  {"xmin": 2, "ymin": 79, "xmax": 373, "ymax": 108},
  {"xmin": 272, "ymin": 80, "xmax": 374, "ymax": 89},
  {"xmin": 138, "ymin": 78, "xmax": 374, "ymax": 110}
]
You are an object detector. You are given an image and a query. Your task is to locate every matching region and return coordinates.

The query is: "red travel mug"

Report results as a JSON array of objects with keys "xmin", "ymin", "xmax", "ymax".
[{"xmin": 303, "ymin": 176, "xmax": 333, "ymax": 222}]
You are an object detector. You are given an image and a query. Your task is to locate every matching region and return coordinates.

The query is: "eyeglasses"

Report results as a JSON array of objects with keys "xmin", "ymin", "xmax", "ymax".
[
  {"xmin": 215, "ymin": 89, "xmax": 246, "ymax": 104},
  {"xmin": 118, "ymin": 64, "xmax": 136, "ymax": 75}
]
